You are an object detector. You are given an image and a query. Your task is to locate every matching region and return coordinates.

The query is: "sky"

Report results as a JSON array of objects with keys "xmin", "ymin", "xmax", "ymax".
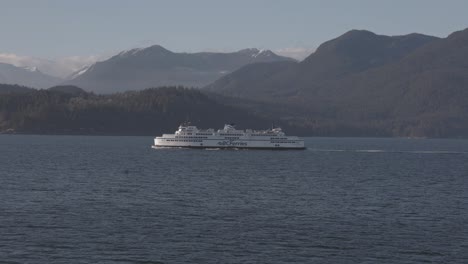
[{"xmin": 0, "ymin": 0, "xmax": 467, "ymax": 76}]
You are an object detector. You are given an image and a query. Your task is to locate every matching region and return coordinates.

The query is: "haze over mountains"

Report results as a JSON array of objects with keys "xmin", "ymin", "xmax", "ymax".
[
  {"xmin": 0, "ymin": 63, "xmax": 62, "ymax": 89},
  {"xmin": 63, "ymin": 46, "xmax": 294, "ymax": 93},
  {"xmin": 0, "ymin": 53, "xmax": 100, "ymax": 78},
  {"xmin": 0, "ymin": 47, "xmax": 295, "ymax": 93}
]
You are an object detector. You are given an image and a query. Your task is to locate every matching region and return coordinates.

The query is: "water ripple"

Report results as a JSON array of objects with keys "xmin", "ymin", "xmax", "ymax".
[{"xmin": 0, "ymin": 135, "xmax": 467, "ymax": 263}]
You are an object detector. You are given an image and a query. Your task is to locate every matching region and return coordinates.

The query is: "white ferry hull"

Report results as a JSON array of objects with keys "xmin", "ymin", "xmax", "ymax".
[{"xmin": 153, "ymin": 137, "xmax": 305, "ymax": 150}]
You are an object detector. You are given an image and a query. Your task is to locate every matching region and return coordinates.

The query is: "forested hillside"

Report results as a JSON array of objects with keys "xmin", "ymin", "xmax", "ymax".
[{"xmin": 0, "ymin": 86, "xmax": 274, "ymax": 135}]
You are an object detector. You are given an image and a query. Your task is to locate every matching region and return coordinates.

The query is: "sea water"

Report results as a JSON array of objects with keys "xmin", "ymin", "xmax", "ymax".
[{"xmin": 1, "ymin": 135, "xmax": 467, "ymax": 263}]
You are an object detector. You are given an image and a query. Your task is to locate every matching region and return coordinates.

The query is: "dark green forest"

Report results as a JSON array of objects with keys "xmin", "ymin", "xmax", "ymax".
[
  {"xmin": 0, "ymin": 85, "xmax": 274, "ymax": 135},
  {"xmin": 2, "ymin": 83, "xmax": 467, "ymax": 138}
]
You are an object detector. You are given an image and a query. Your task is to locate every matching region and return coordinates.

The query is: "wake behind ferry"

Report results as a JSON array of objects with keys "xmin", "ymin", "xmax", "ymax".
[{"xmin": 152, "ymin": 124, "xmax": 305, "ymax": 150}]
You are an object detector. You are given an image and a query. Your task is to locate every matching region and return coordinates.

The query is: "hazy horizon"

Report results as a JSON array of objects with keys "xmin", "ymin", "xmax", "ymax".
[{"xmin": 1, "ymin": 0, "xmax": 468, "ymax": 77}]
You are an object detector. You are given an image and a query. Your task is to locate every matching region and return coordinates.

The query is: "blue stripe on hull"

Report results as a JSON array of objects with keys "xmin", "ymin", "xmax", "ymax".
[{"xmin": 152, "ymin": 145, "xmax": 306, "ymax": 150}]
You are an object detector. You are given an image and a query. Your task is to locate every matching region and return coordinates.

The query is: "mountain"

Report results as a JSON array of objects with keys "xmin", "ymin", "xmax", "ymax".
[
  {"xmin": 3, "ymin": 29, "xmax": 468, "ymax": 137},
  {"xmin": 206, "ymin": 30, "xmax": 439, "ymax": 100},
  {"xmin": 205, "ymin": 29, "xmax": 468, "ymax": 137},
  {"xmin": 65, "ymin": 46, "xmax": 295, "ymax": 93},
  {"xmin": 316, "ymin": 28, "xmax": 468, "ymax": 137},
  {"xmin": 205, "ymin": 61, "xmax": 298, "ymax": 97},
  {"xmin": 0, "ymin": 62, "xmax": 62, "ymax": 89},
  {"xmin": 0, "ymin": 53, "xmax": 99, "ymax": 78}
]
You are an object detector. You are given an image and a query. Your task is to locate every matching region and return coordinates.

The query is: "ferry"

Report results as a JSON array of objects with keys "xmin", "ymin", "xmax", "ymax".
[{"xmin": 152, "ymin": 124, "xmax": 305, "ymax": 150}]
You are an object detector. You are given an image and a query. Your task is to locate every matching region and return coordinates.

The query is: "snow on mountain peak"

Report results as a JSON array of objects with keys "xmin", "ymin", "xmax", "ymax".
[
  {"xmin": 118, "ymin": 48, "xmax": 143, "ymax": 57},
  {"xmin": 23, "ymin": 66, "xmax": 39, "ymax": 72},
  {"xmin": 67, "ymin": 65, "xmax": 93, "ymax": 80},
  {"xmin": 251, "ymin": 49, "xmax": 272, "ymax": 58},
  {"xmin": 76, "ymin": 66, "xmax": 90, "ymax": 76}
]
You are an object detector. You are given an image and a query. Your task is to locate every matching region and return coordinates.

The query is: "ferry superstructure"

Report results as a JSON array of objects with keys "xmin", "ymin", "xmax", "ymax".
[{"xmin": 152, "ymin": 124, "xmax": 305, "ymax": 149}]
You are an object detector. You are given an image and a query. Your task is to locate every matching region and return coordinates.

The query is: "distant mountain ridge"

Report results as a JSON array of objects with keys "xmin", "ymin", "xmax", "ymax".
[
  {"xmin": 206, "ymin": 30, "xmax": 440, "ymax": 99},
  {"xmin": 65, "ymin": 46, "xmax": 294, "ymax": 93},
  {"xmin": 205, "ymin": 29, "xmax": 468, "ymax": 137},
  {"xmin": 0, "ymin": 62, "xmax": 62, "ymax": 89}
]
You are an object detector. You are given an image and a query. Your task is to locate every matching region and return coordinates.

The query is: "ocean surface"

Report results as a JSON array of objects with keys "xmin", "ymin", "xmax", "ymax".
[{"xmin": 0, "ymin": 135, "xmax": 467, "ymax": 264}]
